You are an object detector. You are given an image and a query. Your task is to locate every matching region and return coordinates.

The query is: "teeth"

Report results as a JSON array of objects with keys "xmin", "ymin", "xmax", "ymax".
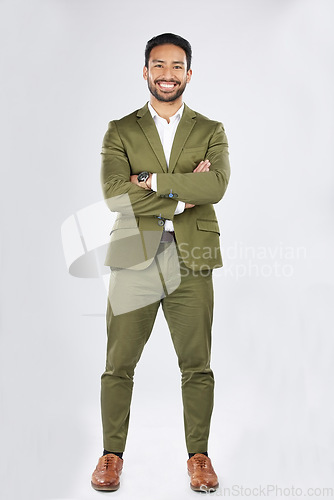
[{"xmin": 159, "ymin": 83, "xmax": 175, "ymax": 88}]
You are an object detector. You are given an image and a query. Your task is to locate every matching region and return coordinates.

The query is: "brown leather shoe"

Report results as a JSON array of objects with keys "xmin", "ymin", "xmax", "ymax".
[
  {"xmin": 91, "ymin": 453, "xmax": 123, "ymax": 491},
  {"xmin": 187, "ymin": 453, "xmax": 219, "ymax": 492}
]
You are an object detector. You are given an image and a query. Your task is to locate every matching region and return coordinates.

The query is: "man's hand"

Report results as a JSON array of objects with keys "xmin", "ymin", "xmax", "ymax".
[
  {"xmin": 130, "ymin": 174, "xmax": 152, "ymax": 190},
  {"xmin": 185, "ymin": 159, "xmax": 211, "ymax": 209},
  {"xmin": 193, "ymin": 159, "xmax": 211, "ymax": 173},
  {"xmin": 130, "ymin": 160, "xmax": 210, "ymax": 207}
]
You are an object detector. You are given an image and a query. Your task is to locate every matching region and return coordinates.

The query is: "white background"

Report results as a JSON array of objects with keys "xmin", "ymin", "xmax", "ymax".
[{"xmin": 1, "ymin": 1, "xmax": 333, "ymax": 499}]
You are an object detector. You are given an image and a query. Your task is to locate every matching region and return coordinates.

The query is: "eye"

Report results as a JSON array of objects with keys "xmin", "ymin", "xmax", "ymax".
[
  {"xmin": 155, "ymin": 64, "xmax": 163, "ymax": 68},
  {"xmin": 174, "ymin": 66, "xmax": 182, "ymax": 69}
]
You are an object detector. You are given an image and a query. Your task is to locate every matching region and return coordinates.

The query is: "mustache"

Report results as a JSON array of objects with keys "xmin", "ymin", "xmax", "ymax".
[{"xmin": 155, "ymin": 79, "xmax": 180, "ymax": 84}]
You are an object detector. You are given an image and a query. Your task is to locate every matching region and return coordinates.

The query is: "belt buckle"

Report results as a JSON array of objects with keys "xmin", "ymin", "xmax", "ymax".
[{"xmin": 161, "ymin": 231, "xmax": 175, "ymax": 243}]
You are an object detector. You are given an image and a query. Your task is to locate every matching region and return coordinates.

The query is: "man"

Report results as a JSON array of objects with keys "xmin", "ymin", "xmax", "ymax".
[{"xmin": 91, "ymin": 33, "xmax": 230, "ymax": 492}]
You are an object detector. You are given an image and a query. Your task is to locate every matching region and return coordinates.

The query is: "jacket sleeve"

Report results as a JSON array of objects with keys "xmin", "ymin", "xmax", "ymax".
[
  {"xmin": 155, "ymin": 122, "xmax": 231, "ymax": 205},
  {"xmin": 100, "ymin": 121, "xmax": 178, "ymax": 219}
]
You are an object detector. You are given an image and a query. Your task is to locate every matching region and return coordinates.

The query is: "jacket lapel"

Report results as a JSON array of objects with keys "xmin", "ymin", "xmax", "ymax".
[
  {"xmin": 136, "ymin": 103, "xmax": 167, "ymax": 173},
  {"xmin": 169, "ymin": 104, "xmax": 197, "ymax": 173}
]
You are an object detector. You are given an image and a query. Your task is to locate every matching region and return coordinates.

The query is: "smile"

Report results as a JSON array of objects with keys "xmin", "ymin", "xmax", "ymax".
[{"xmin": 157, "ymin": 81, "xmax": 178, "ymax": 91}]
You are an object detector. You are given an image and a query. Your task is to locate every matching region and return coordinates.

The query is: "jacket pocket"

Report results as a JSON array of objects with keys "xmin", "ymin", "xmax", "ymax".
[
  {"xmin": 196, "ymin": 219, "xmax": 220, "ymax": 234},
  {"xmin": 110, "ymin": 216, "xmax": 139, "ymax": 234},
  {"xmin": 183, "ymin": 146, "xmax": 207, "ymax": 153}
]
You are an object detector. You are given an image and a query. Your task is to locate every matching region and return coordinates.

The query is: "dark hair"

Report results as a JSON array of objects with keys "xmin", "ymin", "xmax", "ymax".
[{"xmin": 145, "ymin": 33, "xmax": 192, "ymax": 71}]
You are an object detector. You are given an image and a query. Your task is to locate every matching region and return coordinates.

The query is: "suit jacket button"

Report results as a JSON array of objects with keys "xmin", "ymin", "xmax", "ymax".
[
  {"xmin": 158, "ymin": 219, "xmax": 165, "ymax": 226},
  {"xmin": 168, "ymin": 193, "xmax": 173, "ymax": 198}
]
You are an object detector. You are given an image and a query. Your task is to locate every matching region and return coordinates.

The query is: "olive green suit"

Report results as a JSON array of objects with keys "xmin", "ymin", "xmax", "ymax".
[{"xmin": 100, "ymin": 103, "xmax": 230, "ymax": 453}]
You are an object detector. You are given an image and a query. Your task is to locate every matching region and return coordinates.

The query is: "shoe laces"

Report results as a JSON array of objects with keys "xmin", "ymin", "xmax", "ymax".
[
  {"xmin": 103, "ymin": 455, "xmax": 116, "ymax": 470},
  {"xmin": 193, "ymin": 455, "xmax": 208, "ymax": 468}
]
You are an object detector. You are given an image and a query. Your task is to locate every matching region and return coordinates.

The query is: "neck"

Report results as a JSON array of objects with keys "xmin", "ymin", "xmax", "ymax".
[{"xmin": 149, "ymin": 96, "xmax": 183, "ymax": 122}]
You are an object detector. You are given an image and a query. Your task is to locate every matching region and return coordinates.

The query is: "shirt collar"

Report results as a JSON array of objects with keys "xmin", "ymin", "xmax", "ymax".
[{"xmin": 148, "ymin": 102, "xmax": 184, "ymax": 123}]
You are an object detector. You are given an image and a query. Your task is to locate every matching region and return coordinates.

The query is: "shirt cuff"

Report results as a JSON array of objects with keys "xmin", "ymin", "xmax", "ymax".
[
  {"xmin": 174, "ymin": 201, "xmax": 185, "ymax": 215},
  {"xmin": 151, "ymin": 173, "xmax": 184, "ymax": 215},
  {"xmin": 151, "ymin": 173, "xmax": 157, "ymax": 191}
]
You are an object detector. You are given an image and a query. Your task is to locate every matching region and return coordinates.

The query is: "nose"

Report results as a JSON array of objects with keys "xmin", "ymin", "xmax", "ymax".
[{"xmin": 162, "ymin": 66, "xmax": 174, "ymax": 81}]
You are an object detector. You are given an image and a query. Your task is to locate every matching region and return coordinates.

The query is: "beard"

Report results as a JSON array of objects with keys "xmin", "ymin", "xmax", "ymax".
[{"xmin": 147, "ymin": 78, "xmax": 187, "ymax": 102}]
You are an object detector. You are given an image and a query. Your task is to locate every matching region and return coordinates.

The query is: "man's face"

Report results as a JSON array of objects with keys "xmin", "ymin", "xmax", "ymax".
[{"xmin": 143, "ymin": 44, "xmax": 192, "ymax": 102}]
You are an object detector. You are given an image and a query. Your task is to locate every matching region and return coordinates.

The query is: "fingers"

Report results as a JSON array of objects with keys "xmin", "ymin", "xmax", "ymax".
[
  {"xmin": 193, "ymin": 159, "xmax": 211, "ymax": 173},
  {"xmin": 185, "ymin": 203, "xmax": 195, "ymax": 209}
]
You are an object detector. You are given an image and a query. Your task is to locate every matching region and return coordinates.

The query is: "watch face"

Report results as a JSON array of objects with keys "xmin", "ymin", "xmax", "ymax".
[{"xmin": 138, "ymin": 171, "xmax": 149, "ymax": 182}]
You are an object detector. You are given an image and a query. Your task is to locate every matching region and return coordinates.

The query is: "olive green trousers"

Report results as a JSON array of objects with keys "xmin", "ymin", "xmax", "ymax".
[{"xmin": 100, "ymin": 239, "xmax": 215, "ymax": 453}]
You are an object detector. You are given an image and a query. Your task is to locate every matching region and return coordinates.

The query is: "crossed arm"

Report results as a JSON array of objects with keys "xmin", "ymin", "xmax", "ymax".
[
  {"xmin": 130, "ymin": 122, "xmax": 230, "ymax": 207},
  {"xmin": 130, "ymin": 159, "xmax": 211, "ymax": 209},
  {"xmin": 101, "ymin": 121, "xmax": 230, "ymax": 217}
]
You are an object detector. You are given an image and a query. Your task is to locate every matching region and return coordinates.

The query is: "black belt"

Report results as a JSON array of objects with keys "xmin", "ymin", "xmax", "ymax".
[{"xmin": 160, "ymin": 231, "xmax": 175, "ymax": 243}]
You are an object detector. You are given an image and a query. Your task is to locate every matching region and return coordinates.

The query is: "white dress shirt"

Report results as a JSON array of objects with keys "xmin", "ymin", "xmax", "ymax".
[{"xmin": 148, "ymin": 102, "xmax": 185, "ymax": 232}]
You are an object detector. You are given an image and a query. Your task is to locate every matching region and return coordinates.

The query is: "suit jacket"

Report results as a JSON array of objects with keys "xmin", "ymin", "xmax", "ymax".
[{"xmin": 101, "ymin": 102, "xmax": 230, "ymax": 271}]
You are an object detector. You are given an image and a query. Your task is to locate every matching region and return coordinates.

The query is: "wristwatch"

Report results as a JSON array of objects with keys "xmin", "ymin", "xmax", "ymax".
[{"xmin": 137, "ymin": 171, "xmax": 150, "ymax": 188}]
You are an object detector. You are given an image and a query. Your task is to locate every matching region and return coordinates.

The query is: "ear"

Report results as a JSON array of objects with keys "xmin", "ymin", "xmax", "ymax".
[
  {"xmin": 186, "ymin": 68, "xmax": 192, "ymax": 84},
  {"xmin": 143, "ymin": 66, "xmax": 148, "ymax": 81}
]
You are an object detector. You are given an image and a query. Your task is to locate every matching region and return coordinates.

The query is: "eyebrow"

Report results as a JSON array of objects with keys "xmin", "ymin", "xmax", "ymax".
[{"xmin": 151, "ymin": 59, "xmax": 185, "ymax": 65}]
